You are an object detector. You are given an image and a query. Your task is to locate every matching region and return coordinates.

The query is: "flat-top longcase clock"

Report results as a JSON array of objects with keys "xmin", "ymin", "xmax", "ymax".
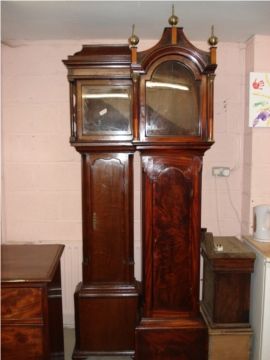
[{"xmin": 63, "ymin": 46, "xmax": 140, "ymax": 359}]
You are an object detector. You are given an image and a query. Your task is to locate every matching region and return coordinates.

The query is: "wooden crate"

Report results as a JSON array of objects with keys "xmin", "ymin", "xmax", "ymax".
[{"xmin": 208, "ymin": 323, "xmax": 252, "ymax": 360}]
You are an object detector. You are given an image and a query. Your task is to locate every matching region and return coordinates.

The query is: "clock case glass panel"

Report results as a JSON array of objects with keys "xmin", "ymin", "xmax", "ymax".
[
  {"xmin": 77, "ymin": 80, "xmax": 133, "ymax": 141},
  {"xmin": 146, "ymin": 61, "xmax": 200, "ymax": 137},
  {"xmin": 138, "ymin": 54, "xmax": 207, "ymax": 143}
]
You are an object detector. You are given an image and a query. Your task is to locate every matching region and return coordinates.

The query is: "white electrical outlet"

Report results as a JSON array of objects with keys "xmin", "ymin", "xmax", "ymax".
[{"xmin": 212, "ymin": 167, "xmax": 230, "ymax": 177}]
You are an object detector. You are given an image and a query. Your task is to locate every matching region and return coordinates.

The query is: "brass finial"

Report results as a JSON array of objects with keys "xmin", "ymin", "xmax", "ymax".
[
  {"xmin": 168, "ymin": 4, "xmax": 178, "ymax": 27},
  {"xmin": 208, "ymin": 25, "xmax": 218, "ymax": 46},
  {"xmin": 128, "ymin": 24, "xmax": 139, "ymax": 47}
]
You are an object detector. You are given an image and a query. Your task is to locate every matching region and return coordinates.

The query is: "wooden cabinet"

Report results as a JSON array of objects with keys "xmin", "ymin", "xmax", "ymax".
[
  {"xmin": 1, "ymin": 244, "xmax": 64, "ymax": 360},
  {"xmin": 201, "ymin": 234, "xmax": 255, "ymax": 327}
]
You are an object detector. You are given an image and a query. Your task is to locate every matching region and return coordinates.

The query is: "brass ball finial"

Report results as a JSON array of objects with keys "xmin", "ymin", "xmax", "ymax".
[
  {"xmin": 168, "ymin": 4, "xmax": 178, "ymax": 27},
  {"xmin": 208, "ymin": 25, "xmax": 218, "ymax": 46},
  {"xmin": 128, "ymin": 24, "xmax": 139, "ymax": 47}
]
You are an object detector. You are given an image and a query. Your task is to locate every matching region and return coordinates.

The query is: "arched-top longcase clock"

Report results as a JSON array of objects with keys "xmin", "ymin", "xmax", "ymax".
[
  {"xmin": 64, "ymin": 14, "xmax": 217, "ymax": 360},
  {"xmin": 131, "ymin": 25, "xmax": 217, "ymax": 360}
]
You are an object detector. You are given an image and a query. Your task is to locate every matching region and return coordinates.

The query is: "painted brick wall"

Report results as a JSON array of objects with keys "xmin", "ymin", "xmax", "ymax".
[
  {"xmin": 2, "ymin": 38, "xmax": 248, "ymax": 323},
  {"xmin": 242, "ymin": 35, "xmax": 270, "ymax": 235}
]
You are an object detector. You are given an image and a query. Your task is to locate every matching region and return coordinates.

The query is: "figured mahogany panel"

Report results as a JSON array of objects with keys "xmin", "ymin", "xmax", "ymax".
[
  {"xmin": 1, "ymin": 288, "xmax": 43, "ymax": 323},
  {"xmin": 82, "ymin": 152, "xmax": 134, "ymax": 284},
  {"xmin": 152, "ymin": 167, "xmax": 192, "ymax": 311},
  {"xmin": 142, "ymin": 152, "xmax": 202, "ymax": 317},
  {"xmin": 1, "ymin": 326, "xmax": 44, "ymax": 360}
]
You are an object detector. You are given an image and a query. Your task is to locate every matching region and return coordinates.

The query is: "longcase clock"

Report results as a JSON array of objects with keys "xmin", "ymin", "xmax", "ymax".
[
  {"xmin": 63, "ymin": 45, "xmax": 140, "ymax": 359},
  {"xmin": 130, "ymin": 18, "xmax": 218, "ymax": 360}
]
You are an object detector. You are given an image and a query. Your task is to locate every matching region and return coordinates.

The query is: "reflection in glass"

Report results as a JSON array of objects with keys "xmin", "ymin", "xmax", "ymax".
[
  {"xmin": 82, "ymin": 85, "xmax": 131, "ymax": 135},
  {"xmin": 146, "ymin": 61, "xmax": 200, "ymax": 136}
]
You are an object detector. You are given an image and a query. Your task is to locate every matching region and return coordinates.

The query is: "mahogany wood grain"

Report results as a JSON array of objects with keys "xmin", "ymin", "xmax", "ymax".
[
  {"xmin": 135, "ymin": 318, "xmax": 208, "ymax": 360},
  {"xmin": 81, "ymin": 152, "xmax": 135, "ymax": 284},
  {"xmin": 72, "ymin": 151, "xmax": 140, "ymax": 358},
  {"xmin": 141, "ymin": 152, "xmax": 203, "ymax": 318},
  {"xmin": 1, "ymin": 288, "xmax": 43, "ymax": 323},
  {"xmin": 73, "ymin": 282, "xmax": 139, "ymax": 358},
  {"xmin": 64, "ymin": 24, "xmax": 217, "ymax": 359},
  {"xmin": 1, "ymin": 244, "xmax": 64, "ymax": 360},
  {"xmin": 2, "ymin": 326, "xmax": 44, "ymax": 360}
]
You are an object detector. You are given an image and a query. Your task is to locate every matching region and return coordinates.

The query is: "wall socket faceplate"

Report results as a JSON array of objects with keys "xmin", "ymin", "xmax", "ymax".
[{"xmin": 212, "ymin": 167, "xmax": 230, "ymax": 177}]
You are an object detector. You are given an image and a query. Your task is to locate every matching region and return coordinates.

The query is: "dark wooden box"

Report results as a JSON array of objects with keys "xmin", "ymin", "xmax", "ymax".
[
  {"xmin": 201, "ymin": 233, "xmax": 255, "ymax": 328},
  {"xmin": 135, "ymin": 318, "xmax": 208, "ymax": 360},
  {"xmin": 73, "ymin": 282, "xmax": 139, "ymax": 358}
]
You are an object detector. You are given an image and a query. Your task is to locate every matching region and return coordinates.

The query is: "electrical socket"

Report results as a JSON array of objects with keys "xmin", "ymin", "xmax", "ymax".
[{"xmin": 212, "ymin": 167, "xmax": 230, "ymax": 177}]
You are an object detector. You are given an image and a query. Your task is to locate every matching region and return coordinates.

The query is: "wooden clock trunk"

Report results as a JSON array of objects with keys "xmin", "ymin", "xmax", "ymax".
[
  {"xmin": 64, "ymin": 20, "xmax": 217, "ymax": 359},
  {"xmin": 73, "ymin": 150, "xmax": 140, "ymax": 356}
]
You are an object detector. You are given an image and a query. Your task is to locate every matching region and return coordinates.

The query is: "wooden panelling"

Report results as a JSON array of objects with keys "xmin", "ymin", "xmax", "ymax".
[
  {"xmin": 1, "ymin": 326, "xmax": 44, "ymax": 360},
  {"xmin": 142, "ymin": 153, "xmax": 202, "ymax": 318},
  {"xmin": 1, "ymin": 288, "xmax": 43, "ymax": 323},
  {"xmin": 82, "ymin": 152, "xmax": 134, "ymax": 284},
  {"xmin": 135, "ymin": 318, "xmax": 208, "ymax": 360}
]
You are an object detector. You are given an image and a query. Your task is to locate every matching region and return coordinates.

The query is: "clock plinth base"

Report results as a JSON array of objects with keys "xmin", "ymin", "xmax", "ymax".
[
  {"xmin": 72, "ymin": 282, "xmax": 140, "ymax": 359},
  {"xmin": 135, "ymin": 316, "xmax": 208, "ymax": 360}
]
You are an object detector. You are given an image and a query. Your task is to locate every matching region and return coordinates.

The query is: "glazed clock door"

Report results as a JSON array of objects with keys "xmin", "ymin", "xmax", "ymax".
[
  {"xmin": 142, "ymin": 153, "xmax": 202, "ymax": 318},
  {"xmin": 144, "ymin": 60, "xmax": 201, "ymax": 138},
  {"xmin": 82, "ymin": 152, "xmax": 134, "ymax": 284}
]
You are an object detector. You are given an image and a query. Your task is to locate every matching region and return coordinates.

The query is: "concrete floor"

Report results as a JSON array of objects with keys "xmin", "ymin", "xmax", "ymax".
[{"xmin": 64, "ymin": 328, "xmax": 132, "ymax": 360}]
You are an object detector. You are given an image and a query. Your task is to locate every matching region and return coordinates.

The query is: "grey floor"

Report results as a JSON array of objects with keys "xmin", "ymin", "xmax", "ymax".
[{"xmin": 64, "ymin": 328, "xmax": 132, "ymax": 360}]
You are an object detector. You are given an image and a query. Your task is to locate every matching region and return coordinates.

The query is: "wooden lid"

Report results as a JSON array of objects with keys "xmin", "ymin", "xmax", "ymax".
[
  {"xmin": 1, "ymin": 244, "xmax": 64, "ymax": 283},
  {"xmin": 201, "ymin": 233, "xmax": 255, "ymax": 272},
  {"xmin": 202, "ymin": 233, "xmax": 255, "ymax": 259}
]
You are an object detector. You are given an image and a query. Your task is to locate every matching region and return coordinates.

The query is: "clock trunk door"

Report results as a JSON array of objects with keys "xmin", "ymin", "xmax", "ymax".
[
  {"xmin": 82, "ymin": 153, "xmax": 133, "ymax": 284},
  {"xmin": 142, "ymin": 153, "xmax": 202, "ymax": 317}
]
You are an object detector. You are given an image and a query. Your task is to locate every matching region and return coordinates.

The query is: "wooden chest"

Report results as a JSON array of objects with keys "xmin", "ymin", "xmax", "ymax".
[
  {"xmin": 201, "ymin": 234, "xmax": 255, "ymax": 328},
  {"xmin": 1, "ymin": 244, "xmax": 65, "ymax": 360}
]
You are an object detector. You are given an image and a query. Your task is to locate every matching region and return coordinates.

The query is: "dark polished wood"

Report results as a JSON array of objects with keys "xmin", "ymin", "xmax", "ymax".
[
  {"xmin": 132, "ymin": 25, "xmax": 216, "ymax": 360},
  {"xmin": 131, "ymin": 27, "xmax": 216, "ymax": 145},
  {"xmin": 81, "ymin": 152, "xmax": 135, "ymax": 284},
  {"xmin": 136, "ymin": 318, "xmax": 208, "ymax": 360},
  {"xmin": 72, "ymin": 151, "xmax": 139, "ymax": 357},
  {"xmin": 73, "ymin": 282, "xmax": 139, "ymax": 357},
  {"xmin": 64, "ymin": 21, "xmax": 217, "ymax": 359},
  {"xmin": 64, "ymin": 44, "xmax": 141, "ymax": 358},
  {"xmin": 201, "ymin": 233, "xmax": 255, "ymax": 328},
  {"xmin": 1, "ymin": 244, "xmax": 65, "ymax": 360},
  {"xmin": 141, "ymin": 152, "xmax": 203, "ymax": 318}
]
